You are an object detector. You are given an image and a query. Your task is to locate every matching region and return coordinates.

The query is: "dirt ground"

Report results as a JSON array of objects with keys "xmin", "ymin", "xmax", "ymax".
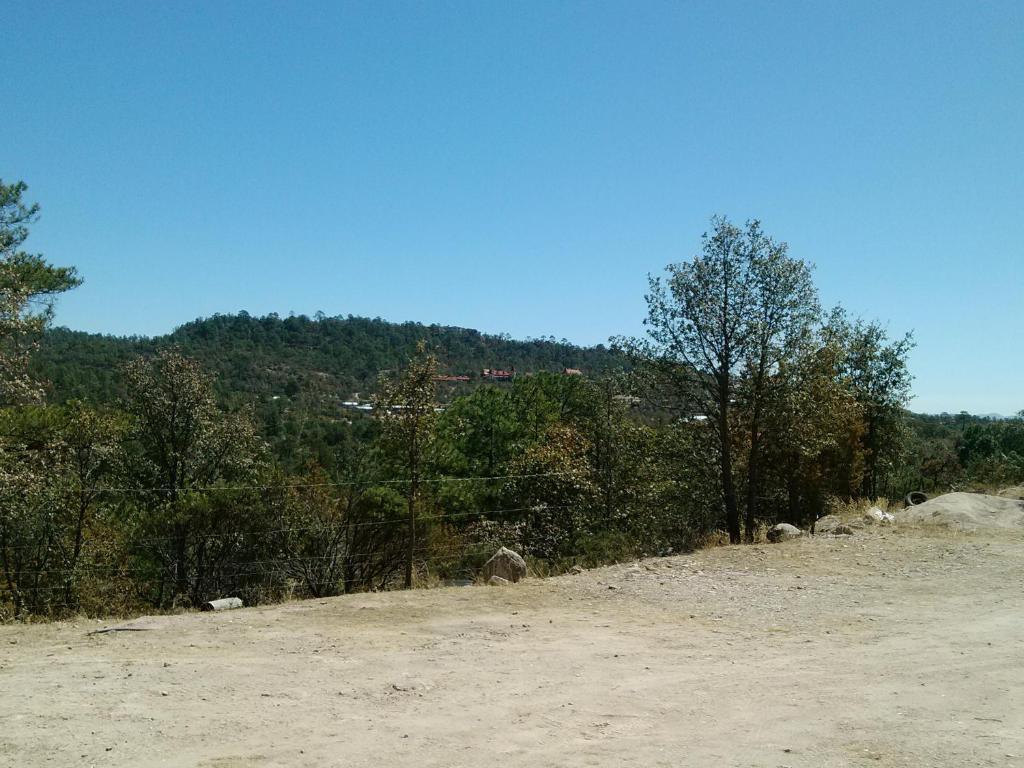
[{"xmin": 2, "ymin": 525, "xmax": 1022, "ymax": 768}]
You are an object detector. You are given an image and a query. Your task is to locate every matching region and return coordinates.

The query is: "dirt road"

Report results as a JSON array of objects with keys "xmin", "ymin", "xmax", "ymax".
[{"xmin": 2, "ymin": 526, "xmax": 1022, "ymax": 767}]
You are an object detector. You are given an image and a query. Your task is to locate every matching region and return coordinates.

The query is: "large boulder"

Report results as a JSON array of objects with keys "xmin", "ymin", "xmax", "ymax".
[
  {"xmin": 767, "ymin": 523, "xmax": 803, "ymax": 543},
  {"xmin": 481, "ymin": 547, "xmax": 527, "ymax": 583},
  {"xmin": 814, "ymin": 514, "xmax": 841, "ymax": 534},
  {"xmin": 897, "ymin": 492, "xmax": 1024, "ymax": 531}
]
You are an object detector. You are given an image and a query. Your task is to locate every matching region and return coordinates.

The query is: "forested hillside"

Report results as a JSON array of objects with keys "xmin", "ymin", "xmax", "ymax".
[{"xmin": 35, "ymin": 313, "xmax": 624, "ymax": 405}]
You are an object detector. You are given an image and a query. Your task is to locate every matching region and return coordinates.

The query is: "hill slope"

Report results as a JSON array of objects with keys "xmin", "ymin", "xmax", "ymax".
[{"xmin": 35, "ymin": 312, "xmax": 625, "ymax": 405}]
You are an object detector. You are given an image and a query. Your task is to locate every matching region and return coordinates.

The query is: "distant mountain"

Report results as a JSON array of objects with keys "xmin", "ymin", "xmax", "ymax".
[{"xmin": 35, "ymin": 312, "xmax": 626, "ymax": 407}]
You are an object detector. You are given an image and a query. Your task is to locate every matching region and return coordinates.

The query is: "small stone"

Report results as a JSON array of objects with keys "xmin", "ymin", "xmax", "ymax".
[{"xmin": 487, "ymin": 575, "xmax": 510, "ymax": 587}]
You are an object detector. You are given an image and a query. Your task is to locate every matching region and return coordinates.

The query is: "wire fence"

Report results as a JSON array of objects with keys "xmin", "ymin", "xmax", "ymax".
[
  {"xmin": 2, "ymin": 504, "xmax": 573, "ymax": 574},
  {"xmin": 1, "ymin": 547, "xmax": 502, "ymax": 616},
  {"xmin": 1, "ymin": 469, "xmax": 691, "ymax": 618},
  {"xmin": 0, "ymin": 470, "xmax": 578, "ymax": 496},
  {"xmin": 0, "ymin": 540, "xmax": 587, "ymax": 617}
]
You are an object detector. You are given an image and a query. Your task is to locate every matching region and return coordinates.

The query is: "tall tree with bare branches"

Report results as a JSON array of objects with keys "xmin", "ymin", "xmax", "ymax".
[
  {"xmin": 636, "ymin": 216, "xmax": 754, "ymax": 543},
  {"xmin": 629, "ymin": 217, "xmax": 819, "ymax": 543}
]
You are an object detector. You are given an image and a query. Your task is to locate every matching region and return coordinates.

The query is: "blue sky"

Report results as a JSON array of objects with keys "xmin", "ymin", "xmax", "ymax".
[{"xmin": 2, "ymin": 1, "xmax": 1021, "ymax": 414}]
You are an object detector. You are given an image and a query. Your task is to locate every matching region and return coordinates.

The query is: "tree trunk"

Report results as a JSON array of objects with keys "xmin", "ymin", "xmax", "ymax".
[
  {"xmin": 343, "ymin": 559, "xmax": 357, "ymax": 594},
  {"xmin": 744, "ymin": 387, "xmax": 764, "ymax": 543},
  {"xmin": 405, "ymin": 458, "xmax": 417, "ymax": 590},
  {"xmin": 862, "ymin": 415, "xmax": 878, "ymax": 499},
  {"xmin": 172, "ymin": 522, "xmax": 188, "ymax": 605},
  {"xmin": 744, "ymin": 353, "xmax": 770, "ymax": 543},
  {"xmin": 64, "ymin": 491, "xmax": 90, "ymax": 609},
  {"xmin": 718, "ymin": 394, "xmax": 740, "ymax": 544},
  {"xmin": 0, "ymin": 542, "xmax": 22, "ymax": 617},
  {"xmin": 744, "ymin": 429, "xmax": 760, "ymax": 543},
  {"xmin": 786, "ymin": 471, "xmax": 800, "ymax": 526}
]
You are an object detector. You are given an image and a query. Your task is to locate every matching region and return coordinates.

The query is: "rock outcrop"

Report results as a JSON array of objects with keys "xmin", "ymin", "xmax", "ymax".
[
  {"xmin": 814, "ymin": 515, "xmax": 841, "ymax": 534},
  {"xmin": 767, "ymin": 523, "xmax": 803, "ymax": 543},
  {"xmin": 481, "ymin": 547, "xmax": 527, "ymax": 583}
]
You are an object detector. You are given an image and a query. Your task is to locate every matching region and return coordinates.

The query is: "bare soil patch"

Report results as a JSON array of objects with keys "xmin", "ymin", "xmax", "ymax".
[{"xmin": 2, "ymin": 526, "xmax": 1022, "ymax": 767}]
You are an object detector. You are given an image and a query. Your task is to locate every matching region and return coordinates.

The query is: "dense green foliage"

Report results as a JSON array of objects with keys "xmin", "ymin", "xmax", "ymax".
[
  {"xmin": 897, "ymin": 411, "xmax": 1024, "ymax": 493},
  {"xmin": 34, "ymin": 314, "xmax": 628, "ymax": 479}
]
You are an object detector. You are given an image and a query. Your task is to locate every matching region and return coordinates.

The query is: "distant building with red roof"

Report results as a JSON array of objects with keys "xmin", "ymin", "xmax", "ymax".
[{"xmin": 482, "ymin": 368, "xmax": 515, "ymax": 381}]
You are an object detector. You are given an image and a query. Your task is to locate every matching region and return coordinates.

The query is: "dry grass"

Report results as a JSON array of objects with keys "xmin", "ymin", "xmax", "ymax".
[{"xmin": 827, "ymin": 495, "xmax": 898, "ymax": 519}]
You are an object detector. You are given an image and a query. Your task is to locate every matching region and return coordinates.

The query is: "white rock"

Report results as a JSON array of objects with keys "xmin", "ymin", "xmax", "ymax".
[
  {"xmin": 864, "ymin": 507, "xmax": 895, "ymax": 525},
  {"xmin": 481, "ymin": 547, "xmax": 527, "ymax": 583}
]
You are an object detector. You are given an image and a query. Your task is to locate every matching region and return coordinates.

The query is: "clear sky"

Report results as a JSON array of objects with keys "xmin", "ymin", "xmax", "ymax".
[{"xmin": 2, "ymin": 1, "xmax": 1021, "ymax": 414}]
